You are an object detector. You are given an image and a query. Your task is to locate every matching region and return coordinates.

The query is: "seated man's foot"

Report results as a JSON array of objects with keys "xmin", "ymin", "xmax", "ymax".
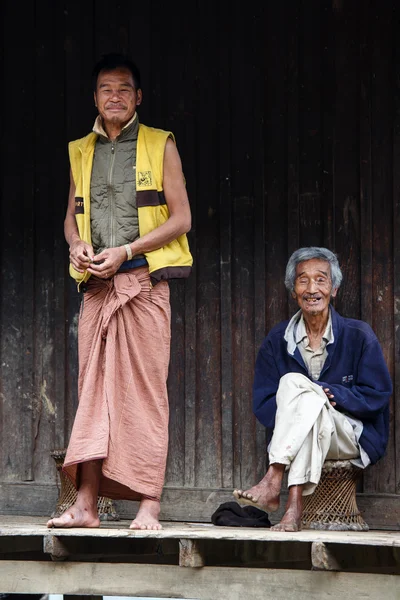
[
  {"xmin": 270, "ymin": 507, "xmax": 302, "ymax": 532},
  {"xmin": 130, "ymin": 498, "xmax": 162, "ymax": 530},
  {"xmin": 271, "ymin": 485, "xmax": 303, "ymax": 531},
  {"xmin": 233, "ymin": 481, "xmax": 280, "ymax": 513},
  {"xmin": 47, "ymin": 503, "xmax": 100, "ymax": 528}
]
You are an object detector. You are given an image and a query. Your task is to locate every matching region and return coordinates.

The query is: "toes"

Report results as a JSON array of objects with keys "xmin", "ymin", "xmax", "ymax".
[
  {"xmin": 130, "ymin": 521, "xmax": 162, "ymax": 530},
  {"xmin": 271, "ymin": 523, "xmax": 300, "ymax": 532},
  {"xmin": 243, "ymin": 492, "xmax": 256, "ymax": 501}
]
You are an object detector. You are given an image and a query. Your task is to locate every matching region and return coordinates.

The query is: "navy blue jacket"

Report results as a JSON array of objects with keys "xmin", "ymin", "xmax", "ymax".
[{"xmin": 253, "ymin": 307, "xmax": 392, "ymax": 464}]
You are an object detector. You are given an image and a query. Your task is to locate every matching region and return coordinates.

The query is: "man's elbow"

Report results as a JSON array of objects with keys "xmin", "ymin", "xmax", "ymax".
[
  {"xmin": 181, "ymin": 213, "xmax": 192, "ymax": 234},
  {"xmin": 174, "ymin": 210, "xmax": 191, "ymax": 236}
]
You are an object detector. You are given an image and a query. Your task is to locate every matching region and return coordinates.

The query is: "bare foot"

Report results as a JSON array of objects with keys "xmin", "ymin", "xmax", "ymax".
[
  {"xmin": 47, "ymin": 503, "xmax": 100, "ymax": 528},
  {"xmin": 271, "ymin": 485, "xmax": 303, "ymax": 531},
  {"xmin": 233, "ymin": 464, "xmax": 285, "ymax": 513},
  {"xmin": 130, "ymin": 498, "xmax": 162, "ymax": 530},
  {"xmin": 271, "ymin": 509, "xmax": 302, "ymax": 531}
]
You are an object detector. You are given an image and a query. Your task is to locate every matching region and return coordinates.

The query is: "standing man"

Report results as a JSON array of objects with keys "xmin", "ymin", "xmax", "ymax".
[
  {"xmin": 47, "ymin": 53, "xmax": 192, "ymax": 530},
  {"xmin": 234, "ymin": 247, "xmax": 392, "ymax": 531}
]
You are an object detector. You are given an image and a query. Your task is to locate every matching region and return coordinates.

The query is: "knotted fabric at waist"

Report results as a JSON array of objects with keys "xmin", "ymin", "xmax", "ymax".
[{"xmin": 82, "ymin": 266, "xmax": 150, "ymax": 339}]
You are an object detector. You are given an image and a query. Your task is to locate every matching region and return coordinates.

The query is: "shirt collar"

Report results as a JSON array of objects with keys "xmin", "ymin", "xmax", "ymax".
[
  {"xmin": 295, "ymin": 310, "xmax": 334, "ymax": 346},
  {"xmin": 92, "ymin": 111, "xmax": 138, "ymax": 138},
  {"xmin": 285, "ymin": 307, "xmax": 334, "ymax": 355}
]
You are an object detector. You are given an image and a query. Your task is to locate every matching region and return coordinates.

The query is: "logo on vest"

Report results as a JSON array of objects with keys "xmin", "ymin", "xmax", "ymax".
[
  {"xmin": 342, "ymin": 374, "xmax": 353, "ymax": 384},
  {"xmin": 138, "ymin": 171, "xmax": 153, "ymax": 187},
  {"xmin": 75, "ymin": 197, "xmax": 84, "ymax": 214}
]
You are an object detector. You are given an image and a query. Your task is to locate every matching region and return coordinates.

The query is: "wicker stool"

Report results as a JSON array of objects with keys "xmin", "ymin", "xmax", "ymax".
[
  {"xmin": 301, "ymin": 460, "xmax": 369, "ymax": 531},
  {"xmin": 50, "ymin": 449, "xmax": 120, "ymax": 521}
]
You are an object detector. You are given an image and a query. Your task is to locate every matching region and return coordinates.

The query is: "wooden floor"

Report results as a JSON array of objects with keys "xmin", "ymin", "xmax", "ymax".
[
  {"xmin": 1, "ymin": 514, "xmax": 400, "ymax": 545},
  {"xmin": 1, "ymin": 515, "xmax": 400, "ymax": 599}
]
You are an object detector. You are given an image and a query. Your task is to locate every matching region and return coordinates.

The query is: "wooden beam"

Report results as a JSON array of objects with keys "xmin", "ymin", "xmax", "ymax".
[
  {"xmin": 179, "ymin": 538, "xmax": 205, "ymax": 567},
  {"xmin": 0, "ymin": 537, "xmax": 42, "ymax": 554},
  {"xmin": 1, "ymin": 515, "xmax": 400, "ymax": 547},
  {"xmin": 311, "ymin": 542, "xmax": 341, "ymax": 571},
  {"xmin": 0, "ymin": 561, "xmax": 399, "ymax": 599},
  {"xmin": 393, "ymin": 547, "xmax": 400, "ymax": 566}
]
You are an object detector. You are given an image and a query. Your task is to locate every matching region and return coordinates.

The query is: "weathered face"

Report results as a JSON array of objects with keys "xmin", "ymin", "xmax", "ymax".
[
  {"xmin": 292, "ymin": 258, "xmax": 337, "ymax": 317},
  {"xmin": 94, "ymin": 67, "xmax": 142, "ymax": 129}
]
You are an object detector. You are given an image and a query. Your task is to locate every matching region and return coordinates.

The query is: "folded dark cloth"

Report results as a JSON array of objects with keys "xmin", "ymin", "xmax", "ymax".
[{"xmin": 211, "ymin": 501, "xmax": 271, "ymax": 528}]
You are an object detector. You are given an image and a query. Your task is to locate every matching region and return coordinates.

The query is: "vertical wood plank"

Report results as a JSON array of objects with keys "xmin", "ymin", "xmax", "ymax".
[
  {"xmin": 331, "ymin": 0, "xmax": 361, "ymax": 320},
  {"xmin": 393, "ymin": 0, "xmax": 400, "ymax": 496},
  {"xmin": 264, "ymin": 1, "xmax": 289, "ymax": 332},
  {"xmin": 286, "ymin": 1, "xmax": 300, "ymax": 262},
  {"xmin": 320, "ymin": 1, "xmax": 335, "ymax": 252},
  {"xmin": 0, "ymin": 0, "xmax": 35, "ymax": 482},
  {"xmin": 32, "ymin": 0, "xmax": 68, "ymax": 483},
  {"xmin": 93, "ymin": 0, "xmax": 130, "ymax": 57},
  {"xmin": 359, "ymin": 0, "xmax": 374, "ymax": 329},
  {"xmin": 298, "ymin": 0, "xmax": 323, "ymax": 247},
  {"xmin": 364, "ymin": 1, "xmax": 395, "ymax": 493},
  {"xmin": 217, "ymin": 0, "xmax": 234, "ymax": 489},
  {"xmin": 230, "ymin": 0, "xmax": 257, "ymax": 490},
  {"xmin": 191, "ymin": 0, "xmax": 222, "ymax": 488}
]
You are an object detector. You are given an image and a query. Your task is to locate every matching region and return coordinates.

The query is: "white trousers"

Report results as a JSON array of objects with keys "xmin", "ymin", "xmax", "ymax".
[{"xmin": 268, "ymin": 373, "xmax": 360, "ymax": 495}]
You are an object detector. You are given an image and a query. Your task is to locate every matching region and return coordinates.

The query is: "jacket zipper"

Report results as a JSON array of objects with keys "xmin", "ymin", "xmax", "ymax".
[{"xmin": 108, "ymin": 141, "xmax": 117, "ymax": 248}]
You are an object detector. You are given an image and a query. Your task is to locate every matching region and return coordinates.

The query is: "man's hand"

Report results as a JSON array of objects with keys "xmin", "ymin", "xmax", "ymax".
[
  {"xmin": 323, "ymin": 387, "xmax": 336, "ymax": 407},
  {"xmin": 87, "ymin": 246, "xmax": 126, "ymax": 279},
  {"xmin": 69, "ymin": 239, "xmax": 95, "ymax": 273}
]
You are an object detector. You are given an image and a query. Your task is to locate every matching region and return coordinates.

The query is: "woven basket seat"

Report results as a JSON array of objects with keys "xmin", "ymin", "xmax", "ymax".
[
  {"xmin": 301, "ymin": 459, "xmax": 369, "ymax": 531},
  {"xmin": 50, "ymin": 449, "xmax": 120, "ymax": 521}
]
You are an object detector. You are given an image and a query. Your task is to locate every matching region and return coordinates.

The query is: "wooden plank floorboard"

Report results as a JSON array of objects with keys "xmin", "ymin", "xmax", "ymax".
[{"xmin": 0, "ymin": 515, "xmax": 399, "ymax": 546}]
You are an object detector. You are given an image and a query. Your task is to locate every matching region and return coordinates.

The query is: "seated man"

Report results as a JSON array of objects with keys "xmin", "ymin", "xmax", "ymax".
[{"xmin": 234, "ymin": 247, "xmax": 392, "ymax": 531}]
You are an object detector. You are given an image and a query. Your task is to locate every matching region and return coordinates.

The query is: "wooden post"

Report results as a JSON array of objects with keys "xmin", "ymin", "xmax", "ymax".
[
  {"xmin": 43, "ymin": 535, "xmax": 69, "ymax": 561},
  {"xmin": 311, "ymin": 542, "xmax": 341, "ymax": 571},
  {"xmin": 179, "ymin": 538, "xmax": 205, "ymax": 568}
]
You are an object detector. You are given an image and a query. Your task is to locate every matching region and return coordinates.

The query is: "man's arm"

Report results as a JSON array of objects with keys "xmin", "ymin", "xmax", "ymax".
[
  {"xmin": 87, "ymin": 138, "xmax": 191, "ymax": 278},
  {"xmin": 319, "ymin": 338, "xmax": 392, "ymax": 420},
  {"xmin": 64, "ymin": 169, "xmax": 94, "ymax": 273},
  {"xmin": 131, "ymin": 137, "xmax": 192, "ymax": 253},
  {"xmin": 252, "ymin": 338, "xmax": 281, "ymax": 429}
]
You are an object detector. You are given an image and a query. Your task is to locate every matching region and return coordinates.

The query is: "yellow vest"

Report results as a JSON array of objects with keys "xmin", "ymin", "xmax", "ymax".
[{"xmin": 68, "ymin": 123, "xmax": 193, "ymax": 286}]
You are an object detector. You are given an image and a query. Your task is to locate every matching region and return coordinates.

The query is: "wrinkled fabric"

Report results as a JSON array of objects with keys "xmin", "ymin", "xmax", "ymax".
[
  {"xmin": 63, "ymin": 267, "xmax": 171, "ymax": 501},
  {"xmin": 90, "ymin": 116, "xmax": 141, "ymax": 254},
  {"xmin": 269, "ymin": 373, "xmax": 360, "ymax": 495},
  {"xmin": 211, "ymin": 502, "xmax": 271, "ymax": 528}
]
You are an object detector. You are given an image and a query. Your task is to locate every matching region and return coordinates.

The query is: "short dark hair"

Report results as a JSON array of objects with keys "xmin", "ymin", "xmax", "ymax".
[{"xmin": 92, "ymin": 53, "xmax": 141, "ymax": 91}]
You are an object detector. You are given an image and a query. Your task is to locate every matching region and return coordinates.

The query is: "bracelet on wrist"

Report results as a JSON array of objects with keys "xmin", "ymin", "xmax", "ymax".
[{"xmin": 124, "ymin": 244, "xmax": 133, "ymax": 261}]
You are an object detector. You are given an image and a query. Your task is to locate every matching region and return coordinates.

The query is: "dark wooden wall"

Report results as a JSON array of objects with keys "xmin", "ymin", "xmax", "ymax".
[{"xmin": 1, "ymin": 0, "xmax": 399, "ymax": 528}]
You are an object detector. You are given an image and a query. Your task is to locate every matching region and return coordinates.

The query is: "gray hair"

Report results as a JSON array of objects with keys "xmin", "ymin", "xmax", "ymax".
[{"xmin": 284, "ymin": 247, "xmax": 343, "ymax": 292}]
